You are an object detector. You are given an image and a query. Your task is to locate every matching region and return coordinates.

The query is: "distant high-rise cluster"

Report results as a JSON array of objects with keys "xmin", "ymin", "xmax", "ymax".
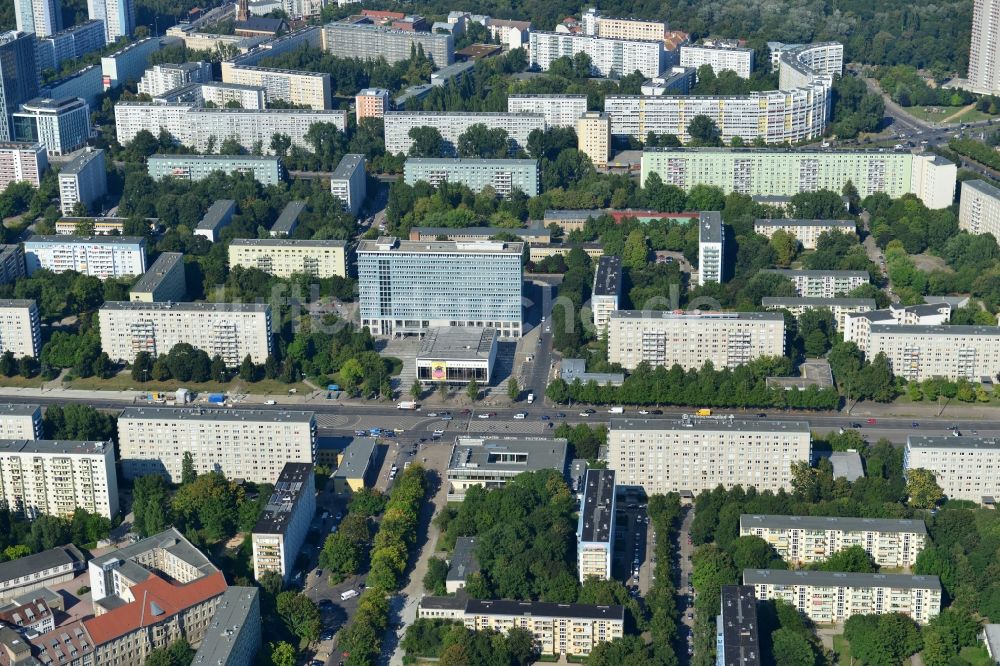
[{"xmin": 970, "ymin": 0, "xmax": 1000, "ymax": 93}]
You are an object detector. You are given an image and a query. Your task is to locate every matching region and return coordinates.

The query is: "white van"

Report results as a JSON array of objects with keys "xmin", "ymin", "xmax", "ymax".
[{"xmin": 340, "ymin": 589, "xmax": 359, "ymax": 601}]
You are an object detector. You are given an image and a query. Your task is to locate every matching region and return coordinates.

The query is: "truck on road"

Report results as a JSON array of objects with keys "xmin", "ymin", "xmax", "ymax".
[
  {"xmin": 696, "ymin": 409, "xmax": 712, "ymax": 416},
  {"xmin": 608, "ymin": 407, "xmax": 624, "ymax": 414},
  {"xmin": 396, "ymin": 401, "xmax": 419, "ymax": 410}
]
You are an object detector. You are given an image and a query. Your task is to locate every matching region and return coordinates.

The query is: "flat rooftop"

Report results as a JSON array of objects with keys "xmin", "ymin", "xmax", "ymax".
[
  {"xmin": 580, "ymin": 469, "xmax": 615, "ymax": 544},
  {"xmin": 0, "ymin": 404, "xmax": 40, "ymax": 417},
  {"xmin": 191, "ymin": 587, "xmax": 260, "ymax": 666},
  {"xmin": 610, "ymin": 417, "xmax": 811, "ymax": 434},
  {"xmin": 743, "ymin": 569, "xmax": 941, "ymax": 591},
  {"xmin": 448, "ymin": 437, "xmax": 569, "ymax": 474},
  {"xmin": 962, "ymin": 179, "xmax": 1000, "ymax": 198},
  {"xmin": 406, "ymin": 158, "xmax": 538, "ymax": 168},
  {"xmin": 761, "ymin": 297, "xmax": 877, "ymax": 308},
  {"xmin": 0, "ymin": 439, "xmax": 110, "ymax": 456},
  {"xmin": 0, "ymin": 300, "xmax": 35, "ymax": 309},
  {"xmin": 762, "ymin": 269, "xmax": 869, "ymax": 278},
  {"xmin": 271, "ymin": 201, "xmax": 305, "ymax": 234},
  {"xmin": 593, "ymin": 255, "xmax": 622, "ymax": 297},
  {"xmin": 357, "ymin": 237, "xmax": 523, "ymax": 255},
  {"xmin": 465, "ymin": 599, "xmax": 625, "ymax": 621},
  {"xmin": 699, "ymin": 211, "xmax": 723, "ymax": 243},
  {"xmin": 609, "ymin": 310, "xmax": 783, "ymax": 322},
  {"xmin": 25, "ymin": 235, "xmax": 145, "ymax": 246},
  {"xmin": 907, "ymin": 435, "xmax": 1000, "ymax": 450},
  {"xmin": 417, "ymin": 327, "xmax": 497, "ymax": 361},
  {"xmin": 60, "ymin": 149, "xmax": 104, "ymax": 175},
  {"xmin": 131, "ymin": 252, "xmax": 183, "ymax": 294},
  {"xmin": 828, "ymin": 450, "xmax": 865, "ymax": 481},
  {"xmin": 119, "ymin": 406, "xmax": 315, "ymax": 423},
  {"xmin": 740, "ymin": 514, "xmax": 926, "ymax": 535},
  {"xmin": 334, "ymin": 437, "xmax": 376, "ymax": 479},
  {"xmin": 101, "ymin": 300, "xmax": 269, "ymax": 312},
  {"xmin": 148, "ymin": 154, "xmax": 279, "ymax": 164},
  {"xmin": 253, "ymin": 462, "xmax": 313, "ymax": 535},
  {"xmin": 229, "ymin": 238, "xmax": 346, "ymax": 248},
  {"xmin": 412, "ymin": 226, "xmax": 550, "ymax": 238},
  {"xmin": 197, "ymin": 200, "xmax": 236, "ymax": 230},
  {"xmin": 870, "ymin": 323, "xmax": 1000, "ymax": 337},
  {"xmin": 754, "ymin": 218, "xmax": 856, "ymax": 228},
  {"xmin": 719, "ymin": 585, "xmax": 760, "ymax": 666},
  {"xmin": 447, "ymin": 537, "xmax": 480, "ymax": 583},
  {"xmin": 331, "ymin": 154, "xmax": 365, "ymax": 180},
  {"xmin": 560, "ymin": 359, "xmax": 624, "ymax": 386}
]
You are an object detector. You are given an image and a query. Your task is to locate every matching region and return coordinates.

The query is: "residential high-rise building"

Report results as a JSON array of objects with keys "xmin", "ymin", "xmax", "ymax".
[
  {"xmin": 118, "ymin": 407, "xmax": 316, "ymax": 483},
  {"xmin": 40, "ymin": 63, "xmax": 101, "ymax": 107},
  {"xmin": 576, "ymin": 111, "xmax": 611, "ymax": 168},
  {"xmin": 24, "ymin": 235, "xmax": 145, "ymax": 278},
  {"xmin": 680, "ymin": 44, "xmax": 754, "ymax": 78},
  {"xmin": 0, "ymin": 32, "xmax": 40, "ymax": 142},
  {"xmin": 190, "ymin": 587, "xmax": 262, "ymax": 666},
  {"xmin": 228, "ymin": 239, "xmax": 347, "ymax": 278},
  {"xmin": 137, "ymin": 62, "xmax": 212, "ymax": 97},
  {"xmin": 322, "ymin": 22, "xmax": 453, "ymax": 66},
  {"xmin": 740, "ymin": 515, "xmax": 928, "ymax": 568},
  {"xmin": 591, "ymin": 256, "xmax": 622, "ymax": 334},
  {"xmin": 155, "ymin": 81, "xmax": 267, "ymax": 109},
  {"xmin": 608, "ymin": 417, "xmax": 812, "ymax": 495},
  {"xmin": 0, "ymin": 245, "xmax": 25, "ymax": 285},
  {"xmin": 753, "ymin": 219, "xmax": 856, "ymax": 250},
  {"xmin": 222, "ymin": 64, "xmax": 331, "ymax": 110},
  {"xmin": 383, "ymin": 111, "xmax": 546, "ymax": 156},
  {"xmin": 58, "ymin": 147, "xmax": 106, "ymax": 215},
  {"xmin": 12, "ymin": 96, "xmax": 90, "ymax": 155},
  {"xmin": 14, "ymin": 0, "xmax": 62, "ymax": 37},
  {"xmin": 761, "ymin": 269, "xmax": 869, "ymax": 298},
  {"xmin": 970, "ymin": 0, "xmax": 1000, "ymax": 93},
  {"xmin": 842, "ymin": 302, "xmax": 952, "ymax": 353},
  {"xmin": 717, "ymin": 586, "xmax": 761, "ymax": 666},
  {"xmin": 88, "ymin": 0, "xmax": 135, "ymax": 43},
  {"xmin": 100, "ymin": 37, "xmax": 161, "ymax": 88},
  {"xmin": 698, "ymin": 211, "xmax": 724, "ymax": 285},
  {"xmin": 0, "ymin": 439, "xmax": 118, "ymax": 519},
  {"xmin": 959, "ymin": 179, "xmax": 1000, "ymax": 241},
  {"xmin": 129, "ymin": 252, "xmax": 186, "ymax": 302},
  {"xmin": 577, "ymin": 469, "xmax": 616, "ymax": 582},
  {"xmin": 641, "ymin": 149, "xmax": 957, "ymax": 209},
  {"xmin": 403, "ymin": 158, "xmax": 539, "ymax": 197},
  {"xmin": 905, "ymin": 436, "xmax": 1000, "ymax": 502},
  {"xmin": 329, "ymin": 153, "xmax": 367, "ymax": 215},
  {"xmin": 0, "ymin": 404, "xmax": 42, "ymax": 440},
  {"xmin": 147, "ymin": 154, "xmax": 284, "ymax": 185},
  {"xmin": 529, "ymin": 31, "xmax": 663, "ymax": 78},
  {"xmin": 607, "ymin": 311, "xmax": 784, "ymax": 370},
  {"xmin": 270, "ymin": 200, "xmax": 304, "ymax": 237},
  {"xmin": 0, "ymin": 300, "xmax": 41, "ymax": 358},
  {"xmin": 0, "ymin": 142, "xmax": 47, "ymax": 188},
  {"xmin": 355, "ymin": 87, "xmax": 390, "ymax": 124},
  {"xmin": 761, "ymin": 297, "xmax": 877, "ymax": 332},
  {"xmin": 33, "ymin": 20, "xmax": 105, "ymax": 74},
  {"xmin": 508, "ymin": 95, "xmax": 588, "ymax": 129},
  {"xmin": 357, "ymin": 236, "xmax": 524, "ymax": 337},
  {"xmin": 865, "ymin": 324, "xmax": 1000, "ymax": 382},
  {"xmin": 252, "ymin": 462, "xmax": 315, "ymax": 582},
  {"xmin": 582, "ymin": 7, "xmax": 667, "ymax": 43},
  {"xmin": 745, "ymin": 569, "xmax": 941, "ymax": 625},
  {"xmin": 99, "ymin": 301, "xmax": 273, "ymax": 366}
]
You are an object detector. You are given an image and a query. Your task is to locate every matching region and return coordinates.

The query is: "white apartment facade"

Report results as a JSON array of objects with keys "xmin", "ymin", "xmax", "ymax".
[
  {"xmin": 382, "ymin": 111, "xmax": 546, "ymax": 156},
  {"xmin": 222, "ymin": 65, "xmax": 332, "ymax": 110},
  {"xmin": 582, "ymin": 8, "xmax": 667, "ymax": 43},
  {"xmin": 577, "ymin": 112, "xmax": 611, "ymax": 168},
  {"xmin": 0, "ymin": 300, "xmax": 41, "ymax": 359},
  {"xmin": 24, "ymin": 235, "xmax": 146, "ymax": 279},
  {"xmin": 329, "ymin": 153, "xmax": 367, "ymax": 216},
  {"xmin": 251, "ymin": 463, "xmax": 315, "ymax": 582},
  {"xmin": 98, "ymin": 301, "xmax": 273, "ymax": 366},
  {"xmin": 0, "ymin": 143, "xmax": 48, "ymax": 190},
  {"xmin": 607, "ymin": 311, "xmax": 784, "ymax": 370},
  {"xmin": 507, "ymin": 95, "xmax": 588, "ymax": 129},
  {"xmin": 591, "ymin": 256, "xmax": 622, "ymax": 334},
  {"xmin": 761, "ymin": 269, "xmax": 869, "ymax": 298},
  {"xmin": 608, "ymin": 417, "xmax": 812, "ymax": 495},
  {"xmin": 698, "ymin": 211, "xmax": 724, "ymax": 285},
  {"xmin": 745, "ymin": 569, "xmax": 941, "ymax": 625},
  {"xmin": 137, "ymin": 62, "xmax": 212, "ymax": 98},
  {"xmin": 959, "ymin": 179, "xmax": 1000, "ymax": 241},
  {"xmin": 753, "ymin": 219, "xmax": 856, "ymax": 250},
  {"xmin": 866, "ymin": 324, "xmax": 1000, "ymax": 382},
  {"xmin": 529, "ymin": 31, "xmax": 664, "ymax": 78},
  {"xmin": 761, "ymin": 297, "xmax": 877, "ymax": 332},
  {"xmin": 843, "ymin": 303, "xmax": 953, "ymax": 353},
  {"xmin": 0, "ymin": 404, "xmax": 42, "ymax": 440},
  {"xmin": 228, "ymin": 239, "xmax": 347, "ymax": 279},
  {"xmin": 0, "ymin": 439, "xmax": 118, "ymax": 519},
  {"xmin": 680, "ymin": 44, "xmax": 754, "ymax": 78},
  {"xmin": 58, "ymin": 148, "xmax": 107, "ymax": 216},
  {"xmin": 905, "ymin": 436, "xmax": 1000, "ymax": 502},
  {"xmin": 739, "ymin": 514, "xmax": 928, "ymax": 568},
  {"xmin": 577, "ymin": 469, "xmax": 615, "ymax": 582},
  {"xmin": 118, "ymin": 407, "xmax": 316, "ymax": 484},
  {"xmin": 969, "ymin": 0, "xmax": 1000, "ymax": 94}
]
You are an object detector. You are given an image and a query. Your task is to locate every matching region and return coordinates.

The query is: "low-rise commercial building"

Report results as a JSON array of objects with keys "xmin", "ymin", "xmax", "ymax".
[
  {"xmin": 717, "ymin": 586, "xmax": 761, "ymax": 666},
  {"xmin": 745, "ymin": 569, "xmax": 941, "ymax": 625},
  {"xmin": 753, "ymin": 218, "xmax": 856, "ymax": 249},
  {"xmin": 446, "ymin": 436, "xmax": 569, "ymax": 501},
  {"xmin": 680, "ymin": 44, "xmax": 754, "ymax": 78},
  {"xmin": 24, "ymin": 235, "xmax": 146, "ymax": 279},
  {"xmin": 0, "ymin": 142, "xmax": 47, "ymax": 190},
  {"xmin": 383, "ymin": 111, "xmax": 545, "ymax": 156},
  {"xmin": 761, "ymin": 296, "xmax": 877, "ymax": 331},
  {"xmin": 229, "ymin": 239, "xmax": 347, "ymax": 279},
  {"xmin": 761, "ymin": 269, "xmax": 869, "ymax": 298},
  {"xmin": 356, "ymin": 88, "xmax": 391, "ymax": 124},
  {"xmin": 99, "ymin": 301, "xmax": 273, "ymax": 366},
  {"xmin": 698, "ymin": 211, "xmax": 724, "ymax": 285},
  {"xmin": 0, "ymin": 300, "xmax": 41, "ymax": 358},
  {"xmin": 577, "ymin": 111, "xmax": 611, "ymax": 168},
  {"xmin": 507, "ymin": 95, "xmax": 588, "ymax": 129},
  {"xmin": 58, "ymin": 147, "xmax": 106, "ymax": 215},
  {"xmin": 866, "ymin": 325, "xmax": 1000, "ymax": 382},
  {"xmin": 959, "ymin": 179, "xmax": 1000, "ymax": 242},
  {"xmin": 0, "ymin": 404, "xmax": 42, "ymax": 440},
  {"xmin": 0, "ymin": 544, "xmax": 85, "ymax": 599},
  {"xmin": 592, "ymin": 256, "xmax": 622, "ymax": 333},
  {"xmin": 740, "ymin": 514, "xmax": 927, "ymax": 568},
  {"xmin": 608, "ymin": 417, "xmax": 812, "ymax": 495},
  {"xmin": 843, "ymin": 302, "xmax": 953, "ymax": 353},
  {"xmin": 560, "ymin": 358, "xmax": 624, "ymax": 386},
  {"xmin": 330, "ymin": 153, "xmax": 367, "ymax": 215},
  {"xmin": 905, "ymin": 436, "xmax": 1000, "ymax": 502},
  {"xmin": 252, "ymin": 462, "xmax": 315, "ymax": 582},
  {"xmin": 12, "ymin": 97, "xmax": 90, "ymax": 156},
  {"xmin": 0, "ymin": 438, "xmax": 118, "ymax": 519},
  {"xmin": 322, "ymin": 22, "xmax": 454, "ymax": 66},
  {"xmin": 607, "ymin": 310, "xmax": 785, "ymax": 370},
  {"xmin": 129, "ymin": 252, "xmax": 186, "ymax": 303},
  {"xmin": 138, "ymin": 62, "xmax": 212, "ymax": 97},
  {"xmin": 446, "ymin": 537, "xmax": 480, "ymax": 593},
  {"xmin": 333, "ymin": 436, "xmax": 376, "ymax": 493},
  {"xmin": 404, "ymin": 158, "xmax": 539, "ymax": 197},
  {"xmin": 118, "ymin": 407, "xmax": 316, "ymax": 484},
  {"xmin": 529, "ymin": 31, "xmax": 664, "ymax": 78},
  {"xmin": 148, "ymin": 154, "xmax": 284, "ymax": 186},
  {"xmin": 416, "ymin": 326, "xmax": 497, "ymax": 384},
  {"xmin": 191, "ymin": 587, "xmax": 261, "ymax": 666},
  {"xmin": 431, "ymin": 61, "xmax": 475, "ymax": 87},
  {"xmin": 577, "ymin": 469, "xmax": 616, "ymax": 582},
  {"xmin": 195, "ymin": 199, "xmax": 236, "ymax": 242}
]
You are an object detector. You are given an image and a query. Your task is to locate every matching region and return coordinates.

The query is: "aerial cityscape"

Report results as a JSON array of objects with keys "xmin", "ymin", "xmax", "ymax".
[{"xmin": 0, "ymin": 0, "xmax": 998, "ymax": 663}]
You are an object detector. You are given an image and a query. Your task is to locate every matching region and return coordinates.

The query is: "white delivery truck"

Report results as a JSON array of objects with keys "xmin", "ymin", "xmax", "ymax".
[{"xmin": 608, "ymin": 406, "xmax": 624, "ymax": 414}]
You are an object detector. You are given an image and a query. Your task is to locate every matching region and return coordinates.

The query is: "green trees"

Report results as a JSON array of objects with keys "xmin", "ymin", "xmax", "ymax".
[
  {"xmin": 687, "ymin": 115, "xmax": 721, "ymax": 146},
  {"xmin": 771, "ymin": 628, "xmax": 817, "ymax": 666},
  {"xmin": 319, "ymin": 513, "xmax": 371, "ymax": 582},
  {"xmin": 807, "ymin": 545, "xmax": 877, "ymax": 573},
  {"xmin": 456, "ymin": 123, "xmax": 511, "ymax": 158},
  {"xmin": 43, "ymin": 404, "xmax": 116, "ymax": 441},
  {"xmin": 401, "ymin": 622, "xmax": 536, "ymax": 664},
  {"xmin": 844, "ymin": 613, "xmax": 923, "ymax": 666},
  {"xmin": 506, "ymin": 377, "xmax": 520, "ymax": 402},
  {"xmin": 621, "ymin": 228, "xmax": 649, "ymax": 269},
  {"xmin": 407, "ymin": 126, "xmax": 444, "ymax": 157},
  {"xmin": 423, "ymin": 557, "xmax": 448, "ymax": 595},
  {"xmin": 132, "ymin": 475, "xmax": 172, "ymax": 537},
  {"xmin": 906, "ymin": 468, "xmax": 944, "ymax": 509},
  {"xmin": 143, "ymin": 639, "xmax": 195, "ymax": 666},
  {"xmin": 172, "ymin": 472, "xmax": 246, "ymax": 542},
  {"xmin": 769, "ymin": 229, "xmax": 799, "ymax": 267},
  {"xmin": 552, "ymin": 423, "xmax": 606, "ymax": 459},
  {"xmin": 465, "ymin": 379, "xmax": 479, "ymax": 402},
  {"xmin": 275, "ymin": 591, "xmax": 321, "ymax": 642}
]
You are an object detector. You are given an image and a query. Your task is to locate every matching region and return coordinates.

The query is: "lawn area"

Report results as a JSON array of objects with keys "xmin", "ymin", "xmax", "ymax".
[
  {"xmin": 953, "ymin": 107, "xmax": 997, "ymax": 124},
  {"xmin": 63, "ymin": 371, "xmax": 310, "ymax": 396},
  {"xmin": 832, "ymin": 634, "xmax": 852, "ymax": 664},
  {"xmin": 904, "ymin": 105, "xmax": 967, "ymax": 123},
  {"xmin": 0, "ymin": 374, "xmax": 48, "ymax": 388}
]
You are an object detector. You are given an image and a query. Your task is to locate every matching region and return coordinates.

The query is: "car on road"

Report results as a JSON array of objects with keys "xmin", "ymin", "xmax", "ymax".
[
  {"xmin": 540, "ymin": 415, "xmax": 550, "ymax": 420},
  {"xmin": 851, "ymin": 422, "xmax": 862, "ymax": 428},
  {"xmin": 460, "ymin": 409, "xmax": 471, "ymax": 414},
  {"xmin": 579, "ymin": 411, "xmax": 591, "ymax": 417},
  {"xmin": 912, "ymin": 421, "xmax": 919, "ymax": 427},
  {"xmin": 514, "ymin": 412, "xmax": 527, "ymax": 419},
  {"xmin": 477, "ymin": 413, "xmax": 491, "ymax": 419},
  {"xmin": 441, "ymin": 415, "xmax": 453, "ymax": 421},
  {"xmin": 757, "ymin": 413, "xmax": 767, "ymax": 418},
  {"xmin": 650, "ymin": 409, "xmax": 663, "ymax": 415},
  {"xmin": 433, "ymin": 429, "xmax": 444, "ymax": 436},
  {"xmin": 355, "ymin": 430, "xmax": 367, "ymax": 436},
  {"xmin": 556, "ymin": 412, "xmax": 566, "ymax": 418},
  {"xmin": 867, "ymin": 418, "xmax": 877, "ymax": 424},
  {"xmin": 335, "ymin": 512, "xmax": 342, "ymax": 521},
  {"xmin": 265, "ymin": 399, "xmax": 276, "ymax": 405},
  {"xmin": 426, "ymin": 412, "xmax": 438, "ymax": 417},
  {"xmin": 639, "ymin": 410, "xmax": 649, "ymax": 415}
]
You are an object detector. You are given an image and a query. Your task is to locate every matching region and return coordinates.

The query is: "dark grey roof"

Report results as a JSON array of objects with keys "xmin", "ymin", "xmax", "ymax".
[
  {"xmin": 447, "ymin": 537, "xmax": 480, "ymax": 583},
  {"xmin": 230, "ymin": 238, "xmax": 346, "ymax": 248},
  {"xmin": 0, "ymin": 439, "xmax": 111, "ymax": 456},
  {"xmin": 465, "ymin": 599, "xmax": 625, "ymax": 621},
  {"xmin": 331, "ymin": 154, "xmax": 365, "ymax": 181},
  {"xmin": 0, "ymin": 404, "xmax": 39, "ymax": 418},
  {"xmin": 699, "ymin": 211, "xmax": 722, "ymax": 243},
  {"xmin": 131, "ymin": 252, "xmax": 183, "ymax": 295},
  {"xmin": 719, "ymin": 586, "xmax": 760, "ymax": 666},
  {"xmin": 0, "ymin": 299, "xmax": 33, "ymax": 309},
  {"xmin": 197, "ymin": 200, "xmax": 236, "ymax": 231},
  {"xmin": 271, "ymin": 201, "xmax": 305, "ymax": 235},
  {"xmin": 413, "ymin": 226, "xmax": 550, "ymax": 239},
  {"xmin": 743, "ymin": 569, "xmax": 941, "ymax": 591},
  {"xmin": 419, "ymin": 595, "xmax": 468, "ymax": 611},
  {"xmin": 192, "ymin": 587, "xmax": 260, "ymax": 666},
  {"xmin": 89, "ymin": 527, "xmax": 216, "ymax": 577},
  {"xmin": 610, "ymin": 417, "xmax": 810, "ymax": 433},
  {"xmin": 753, "ymin": 218, "xmax": 855, "ymax": 228},
  {"xmin": 60, "ymin": 149, "xmax": 104, "ymax": 175},
  {"xmin": 761, "ymin": 297, "xmax": 877, "ymax": 308},
  {"xmin": 253, "ymin": 463, "xmax": 313, "ymax": 535},
  {"xmin": 0, "ymin": 545, "xmax": 85, "ymax": 586},
  {"xmin": 740, "ymin": 514, "xmax": 926, "ymax": 535},
  {"xmin": 870, "ymin": 324, "xmax": 1000, "ymax": 337},
  {"xmin": 234, "ymin": 16, "xmax": 285, "ymax": 31},
  {"xmin": 333, "ymin": 437, "xmax": 376, "ymax": 479},
  {"xmin": 762, "ymin": 269, "xmax": 869, "ymax": 279},
  {"xmin": 962, "ymin": 179, "xmax": 1000, "ymax": 198},
  {"xmin": 101, "ymin": 301, "xmax": 269, "ymax": 312},
  {"xmin": 579, "ymin": 469, "xmax": 615, "ymax": 544},
  {"xmin": 593, "ymin": 256, "xmax": 622, "ymax": 297},
  {"xmin": 609, "ymin": 310, "xmax": 783, "ymax": 322},
  {"xmin": 119, "ymin": 406, "xmax": 314, "ymax": 423},
  {"xmin": 907, "ymin": 435, "xmax": 1000, "ymax": 450},
  {"xmin": 543, "ymin": 209, "xmax": 601, "ymax": 220},
  {"xmin": 417, "ymin": 327, "xmax": 497, "ymax": 361},
  {"xmin": 447, "ymin": 437, "xmax": 569, "ymax": 475}
]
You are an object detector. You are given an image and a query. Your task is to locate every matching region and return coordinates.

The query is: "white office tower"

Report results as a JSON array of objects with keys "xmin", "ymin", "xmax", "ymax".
[
  {"xmin": 87, "ymin": 0, "xmax": 135, "ymax": 43},
  {"xmin": 14, "ymin": 0, "xmax": 62, "ymax": 37},
  {"xmin": 697, "ymin": 211, "xmax": 724, "ymax": 285},
  {"xmin": 608, "ymin": 416, "xmax": 812, "ymax": 495},
  {"xmin": 970, "ymin": 0, "xmax": 1000, "ymax": 93}
]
